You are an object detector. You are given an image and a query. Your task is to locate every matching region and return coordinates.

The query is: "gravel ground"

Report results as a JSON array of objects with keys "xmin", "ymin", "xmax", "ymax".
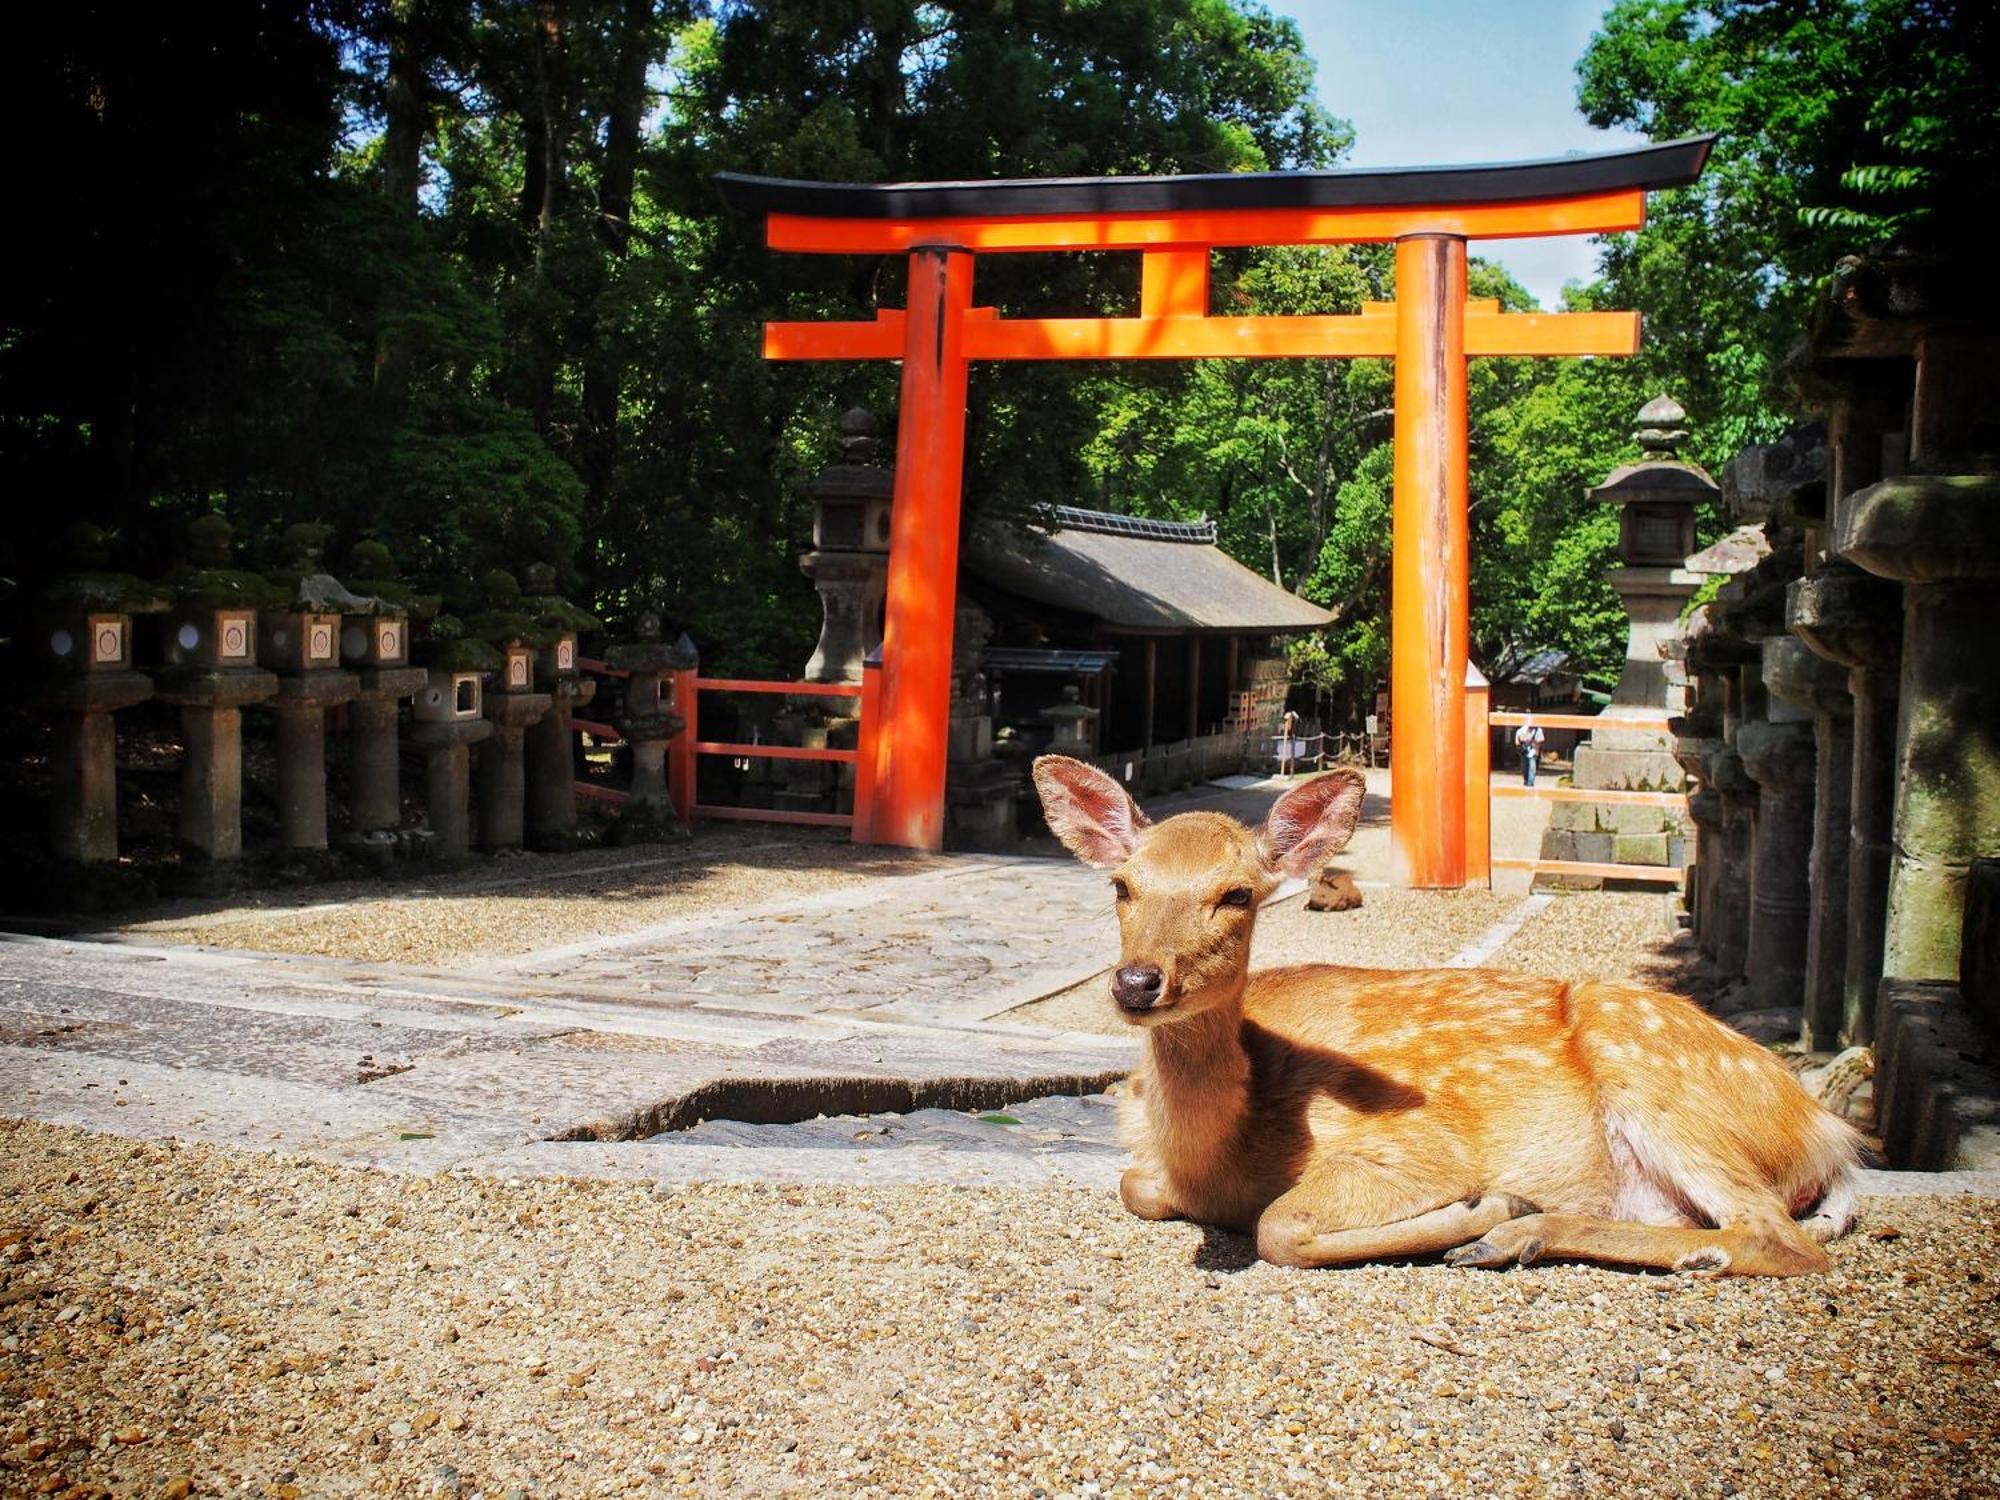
[
  {"xmin": 1485, "ymin": 891, "xmax": 1696, "ymax": 991},
  {"xmin": 109, "ymin": 831, "xmax": 947, "ymax": 969},
  {"xmin": 4, "ymin": 1120, "xmax": 1997, "ymax": 1499}
]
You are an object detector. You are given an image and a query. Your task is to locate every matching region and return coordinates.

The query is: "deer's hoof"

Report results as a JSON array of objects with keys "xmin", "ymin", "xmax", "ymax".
[
  {"xmin": 1672, "ymin": 1247, "xmax": 1731, "ymax": 1276},
  {"xmin": 1446, "ymin": 1232, "xmax": 1544, "ymax": 1269}
]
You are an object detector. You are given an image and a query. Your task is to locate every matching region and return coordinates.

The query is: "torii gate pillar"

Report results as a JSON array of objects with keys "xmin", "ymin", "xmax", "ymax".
[
  {"xmin": 1391, "ymin": 235, "xmax": 1470, "ymax": 886},
  {"xmin": 872, "ymin": 245, "xmax": 974, "ymax": 849}
]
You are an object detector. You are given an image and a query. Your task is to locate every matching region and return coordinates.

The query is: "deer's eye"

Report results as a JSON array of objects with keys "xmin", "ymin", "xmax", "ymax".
[
  {"xmin": 1219, "ymin": 887, "xmax": 1253, "ymax": 909},
  {"xmin": 1111, "ymin": 878, "xmax": 1132, "ymax": 902}
]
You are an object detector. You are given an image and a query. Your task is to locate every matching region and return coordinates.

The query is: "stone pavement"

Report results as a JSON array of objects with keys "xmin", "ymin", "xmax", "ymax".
[
  {"xmin": 0, "ymin": 927, "xmax": 1136, "ymax": 1175},
  {"xmin": 489, "ymin": 854, "xmax": 1122, "ymax": 1024},
  {"xmin": 0, "ymin": 776, "xmax": 1328, "ymax": 1180}
]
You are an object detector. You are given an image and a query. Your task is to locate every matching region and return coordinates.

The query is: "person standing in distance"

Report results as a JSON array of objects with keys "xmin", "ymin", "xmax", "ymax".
[{"xmin": 1514, "ymin": 715, "xmax": 1545, "ymax": 787}]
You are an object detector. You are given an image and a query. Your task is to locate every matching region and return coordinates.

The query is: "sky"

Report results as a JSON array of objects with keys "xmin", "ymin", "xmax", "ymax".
[{"xmin": 1281, "ymin": 0, "xmax": 1646, "ymax": 308}]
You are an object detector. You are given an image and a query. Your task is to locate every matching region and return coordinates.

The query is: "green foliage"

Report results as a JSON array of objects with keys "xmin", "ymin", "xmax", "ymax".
[
  {"xmin": 1577, "ymin": 0, "xmax": 1996, "ymax": 453},
  {"xmin": 13, "ymin": 0, "xmax": 1976, "ymax": 728}
]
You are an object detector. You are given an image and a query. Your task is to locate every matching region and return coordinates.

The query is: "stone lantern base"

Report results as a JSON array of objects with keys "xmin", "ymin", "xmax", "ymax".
[
  {"xmin": 410, "ymin": 717, "xmax": 495, "ymax": 861},
  {"xmin": 50, "ymin": 670, "xmax": 154, "ymax": 864}
]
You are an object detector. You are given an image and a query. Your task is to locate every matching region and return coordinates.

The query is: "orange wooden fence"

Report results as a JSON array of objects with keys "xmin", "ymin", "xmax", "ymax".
[
  {"xmin": 673, "ymin": 668, "xmax": 880, "ymax": 838},
  {"xmin": 568, "ymin": 658, "xmax": 880, "ymax": 837}
]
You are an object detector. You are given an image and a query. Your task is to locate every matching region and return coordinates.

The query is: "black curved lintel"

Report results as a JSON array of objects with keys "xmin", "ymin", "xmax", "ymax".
[{"xmin": 715, "ymin": 136, "xmax": 1714, "ymax": 221}]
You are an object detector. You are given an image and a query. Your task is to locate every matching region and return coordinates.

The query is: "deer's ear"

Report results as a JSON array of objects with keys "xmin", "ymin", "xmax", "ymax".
[
  {"xmin": 1256, "ymin": 769, "xmax": 1366, "ymax": 877},
  {"xmin": 1033, "ymin": 755, "xmax": 1150, "ymax": 869}
]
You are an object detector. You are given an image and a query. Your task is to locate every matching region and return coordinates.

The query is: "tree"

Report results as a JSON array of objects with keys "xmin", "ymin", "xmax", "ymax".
[{"xmin": 1576, "ymin": 0, "xmax": 1999, "ymax": 462}]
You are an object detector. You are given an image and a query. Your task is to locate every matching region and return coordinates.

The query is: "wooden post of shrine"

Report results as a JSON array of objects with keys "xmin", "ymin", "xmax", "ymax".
[
  {"xmin": 873, "ymin": 245, "xmax": 974, "ymax": 850},
  {"xmin": 1390, "ymin": 234, "xmax": 1471, "ymax": 887}
]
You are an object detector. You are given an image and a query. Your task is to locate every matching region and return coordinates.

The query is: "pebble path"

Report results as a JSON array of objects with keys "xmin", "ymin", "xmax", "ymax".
[{"xmin": 4, "ymin": 1120, "xmax": 1997, "ymax": 1498}]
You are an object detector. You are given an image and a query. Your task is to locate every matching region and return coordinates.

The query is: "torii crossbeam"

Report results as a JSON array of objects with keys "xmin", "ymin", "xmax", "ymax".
[{"xmin": 717, "ymin": 135, "xmax": 1713, "ymax": 885}]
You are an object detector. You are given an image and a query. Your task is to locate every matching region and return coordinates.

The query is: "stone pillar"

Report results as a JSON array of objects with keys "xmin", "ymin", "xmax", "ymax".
[
  {"xmin": 1840, "ymin": 476, "xmax": 2000, "ymax": 993},
  {"xmin": 179, "ymin": 704, "xmax": 242, "ymax": 858},
  {"xmin": 1684, "ymin": 787, "xmax": 1724, "ymax": 958},
  {"xmin": 1789, "ymin": 563, "xmax": 1904, "ymax": 1043},
  {"xmin": 1703, "ymin": 742, "xmax": 1757, "ymax": 981},
  {"xmin": 479, "ymin": 690, "xmax": 551, "ymax": 852},
  {"xmin": 1734, "ymin": 707, "xmax": 1816, "ymax": 1014},
  {"xmin": 411, "ymin": 719, "xmax": 492, "ymax": 860},
  {"xmin": 50, "ymin": 673, "xmax": 153, "ymax": 863},
  {"xmin": 348, "ymin": 698, "xmax": 401, "ymax": 831},
  {"xmin": 1762, "ymin": 635, "xmax": 1854, "ymax": 1048},
  {"xmin": 273, "ymin": 699, "xmax": 328, "ymax": 850},
  {"xmin": 525, "ymin": 675, "xmax": 595, "ymax": 849},
  {"xmin": 427, "ymin": 741, "xmax": 474, "ymax": 858},
  {"xmin": 346, "ymin": 667, "xmax": 426, "ymax": 836},
  {"xmin": 629, "ymin": 734, "xmax": 669, "ymax": 808},
  {"xmin": 156, "ymin": 671, "xmax": 278, "ymax": 861},
  {"xmin": 268, "ymin": 674, "xmax": 358, "ymax": 851}
]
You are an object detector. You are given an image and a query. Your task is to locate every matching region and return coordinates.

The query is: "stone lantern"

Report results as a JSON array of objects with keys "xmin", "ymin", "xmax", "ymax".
[
  {"xmin": 1041, "ymin": 684, "xmax": 1100, "ymax": 753},
  {"xmin": 463, "ymin": 570, "xmax": 553, "ymax": 852},
  {"xmin": 257, "ymin": 524, "xmax": 366, "ymax": 854},
  {"xmin": 1535, "ymin": 398, "xmax": 1711, "ymax": 890},
  {"xmin": 339, "ymin": 541, "xmax": 435, "ymax": 848},
  {"xmin": 800, "ymin": 407, "xmax": 891, "ymax": 686},
  {"xmin": 42, "ymin": 524, "xmax": 167, "ymax": 863},
  {"xmin": 605, "ymin": 613, "xmax": 693, "ymax": 817},
  {"xmin": 152, "ymin": 516, "xmax": 281, "ymax": 861},
  {"xmin": 945, "ymin": 604, "xmax": 1018, "ymax": 851},
  {"xmin": 410, "ymin": 616, "xmax": 499, "ymax": 861},
  {"xmin": 1585, "ymin": 396, "xmax": 1710, "ymax": 735},
  {"xmin": 521, "ymin": 561, "xmax": 603, "ymax": 850}
]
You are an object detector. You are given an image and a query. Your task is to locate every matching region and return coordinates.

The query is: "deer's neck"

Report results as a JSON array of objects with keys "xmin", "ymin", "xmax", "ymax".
[{"xmin": 1139, "ymin": 989, "xmax": 1252, "ymax": 1185}]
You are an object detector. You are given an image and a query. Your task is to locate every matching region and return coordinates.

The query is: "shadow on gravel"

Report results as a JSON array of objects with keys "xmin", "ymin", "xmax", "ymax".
[{"xmin": 1193, "ymin": 1226, "xmax": 1261, "ymax": 1273}]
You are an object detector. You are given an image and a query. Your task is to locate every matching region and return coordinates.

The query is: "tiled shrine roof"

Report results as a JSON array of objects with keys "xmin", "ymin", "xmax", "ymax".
[{"xmin": 965, "ymin": 506, "xmax": 1333, "ymax": 635}]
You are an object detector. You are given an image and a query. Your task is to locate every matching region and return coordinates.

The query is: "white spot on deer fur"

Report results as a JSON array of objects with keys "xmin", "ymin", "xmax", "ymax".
[{"xmin": 1643, "ymin": 1011, "xmax": 1664, "ymax": 1032}]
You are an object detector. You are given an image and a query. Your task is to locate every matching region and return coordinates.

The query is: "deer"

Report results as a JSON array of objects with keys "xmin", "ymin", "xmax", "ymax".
[{"xmin": 1033, "ymin": 755, "xmax": 1861, "ymax": 1277}]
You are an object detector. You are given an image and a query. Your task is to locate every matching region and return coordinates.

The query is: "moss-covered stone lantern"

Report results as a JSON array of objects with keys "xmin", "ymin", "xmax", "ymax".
[
  {"xmin": 337, "ymin": 541, "xmax": 436, "ymax": 846},
  {"xmin": 463, "ymin": 569, "xmax": 554, "ymax": 852},
  {"xmin": 520, "ymin": 561, "xmax": 603, "ymax": 850},
  {"xmin": 152, "ymin": 515, "xmax": 282, "ymax": 860},
  {"xmin": 256, "ymin": 524, "xmax": 367, "ymax": 854},
  {"xmin": 409, "ymin": 614, "xmax": 499, "ymax": 860},
  {"xmin": 604, "ymin": 611, "xmax": 694, "ymax": 818},
  {"xmin": 43, "ymin": 524, "xmax": 168, "ymax": 863}
]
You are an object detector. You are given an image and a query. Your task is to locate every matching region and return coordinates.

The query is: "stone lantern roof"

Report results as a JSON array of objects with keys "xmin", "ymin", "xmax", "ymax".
[
  {"xmin": 1587, "ymin": 396, "xmax": 1716, "ymax": 574},
  {"xmin": 807, "ymin": 407, "xmax": 894, "ymax": 502},
  {"xmin": 1589, "ymin": 396, "xmax": 1721, "ymax": 510}
]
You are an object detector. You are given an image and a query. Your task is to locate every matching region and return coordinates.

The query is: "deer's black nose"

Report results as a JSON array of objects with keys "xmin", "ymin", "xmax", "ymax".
[{"xmin": 1113, "ymin": 963, "xmax": 1165, "ymax": 1010}]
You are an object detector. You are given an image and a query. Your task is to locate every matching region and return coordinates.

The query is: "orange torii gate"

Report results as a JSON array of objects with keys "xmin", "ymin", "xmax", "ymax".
[{"xmin": 716, "ymin": 135, "xmax": 1712, "ymax": 886}]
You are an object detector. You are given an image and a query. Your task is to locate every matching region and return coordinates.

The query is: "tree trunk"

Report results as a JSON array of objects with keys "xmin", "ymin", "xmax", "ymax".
[
  {"xmin": 374, "ymin": 0, "xmax": 426, "ymax": 410},
  {"xmin": 380, "ymin": 0, "xmax": 425, "ymax": 216},
  {"xmin": 577, "ymin": 0, "xmax": 657, "ymax": 595},
  {"xmin": 518, "ymin": 2, "xmax": 567, "ymax": 437}
]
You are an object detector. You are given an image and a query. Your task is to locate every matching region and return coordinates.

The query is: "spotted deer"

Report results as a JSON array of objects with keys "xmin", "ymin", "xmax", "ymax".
[{"xmin": 1033, "ymin": 756, "xmax": 1860, "ymax": 1276}]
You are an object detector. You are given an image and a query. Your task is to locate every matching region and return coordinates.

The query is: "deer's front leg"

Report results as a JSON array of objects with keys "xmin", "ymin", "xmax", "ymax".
[
  {"xmin": 1120, "ymin": 1167, "xmax": 1183, "ymax": 1221},
  {"xmin": 1255, "ymin": 1158, "xmax": 1535, "ymax": 1268}
]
